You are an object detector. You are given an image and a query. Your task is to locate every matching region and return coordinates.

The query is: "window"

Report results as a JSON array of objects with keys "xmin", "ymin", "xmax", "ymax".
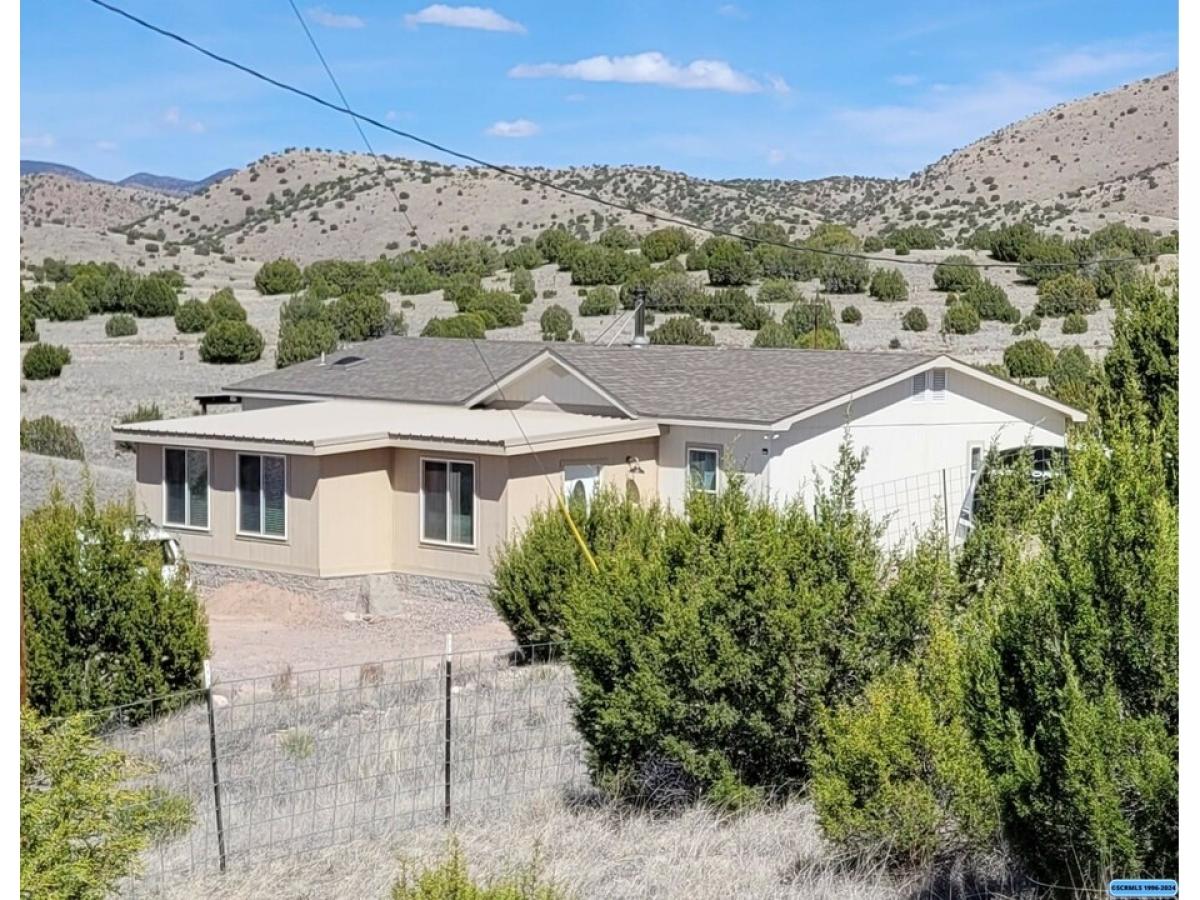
[
  {"xmin": 912, "ymin": 369, "xmax": 947, "ymax": 402},
  {"xmin": 687, "ymin": 447, "xmax": 720, "ymax": 494},
  {"xmin": 164, "ymin": 448, "xmax": 209, "ymax": 529},
  {"xmin": 422, "ymin": 459, "xmax": 475, "ymax": 547},
  {"xmin": 564, "ymin": 464, "xmax": 601, "ymax": 511},
  {"xmin": 238, "ymin": 454, "xmax": 286, "ymax": 538}
]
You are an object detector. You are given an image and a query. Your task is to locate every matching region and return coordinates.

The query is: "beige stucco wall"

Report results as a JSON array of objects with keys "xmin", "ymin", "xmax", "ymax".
[
  {"xmin": 135, "ymin": 434, "xmax": 660, "ymax": 585},
  {"xmin": 135, "ymin": 445, "xmax": 321, "ymax": 575}
]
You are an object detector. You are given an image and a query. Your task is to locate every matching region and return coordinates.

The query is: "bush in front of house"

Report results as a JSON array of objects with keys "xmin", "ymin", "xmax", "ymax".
[
  {"xmin": 254, "ymin": 258, "xmax": 304, "ymax": 295},
  {"xmin": 276, "ymin": 318, "xmax": 338, "ymax": 368},
  {"xmin": 868, "ymin": 268, "xmax": 908, "ymax": 302},
  {"xmin": 174, "ymin": 298, "xmax": 214, "ymax": 333},
  {"xmin": 1003, "ymin": 338, "xmax": 1055, "ymax": 378},
  {"xmin": 932, "ymin": 255, "xmax": 982, "ymax": 292},
  {"xmin": 649, "ymin": 315, "xmax": 715, "ymax": 346},
  {"xmin": 421, "ymin": 313, "xmax": 487, "ymax": 340},
  {"xmin": 941, "ymin": 302, "xmax": 980, "ymax": 335},
  {"xmin": 540, "ymin": 304, "xmax": 573, "ymax": 342},
  {"xmin": 199, "ymin": 320, "xmax": 264, "ymax": 364},
  {"xmin": 841, "ymin": 305, "xmax": 862, "ymax": 324},
  {"xmin": 22, "ymin": 343, "xmax": 71, "ymax": 380},
  {"xmin": 104, "ymin": 314, "xmax": 138, "ymax": 338},
  {"xmin": 21, "ymin": 489, "xmax": 209, "ymax": 718},
  {"xmin": 1062, "ymin": 312, "xmax": 1088, "ymax": 334},
  {"xmin": 20, "ymin": 416, "xmax": 85, "ymax": 461},
  {"xmin": 579, "ymin": 286, "xmax": 619, "ymax": 316},
  {"xmin": 21, "ymin": 707, "xmax": 193, "ymax": 899},
  {"xmin": 207, "ymin": 288, "xmax": 247, "ymax": 322},
  {"xmin": 901, "ymin": 307, "xmax": 928, "ymax": 332},
  {"xmin": 131, "ymin": 276, "xmax": 178, "ymax": 318},
  {"xmin": 46, "ymin": 284, "xmax": 89, "ymax": 321}
]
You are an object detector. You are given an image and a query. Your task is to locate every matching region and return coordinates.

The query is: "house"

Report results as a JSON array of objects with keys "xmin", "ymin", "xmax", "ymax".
[{"xmin": 113, "ymin": 337, "xmax": 1085, "ymax": 601}]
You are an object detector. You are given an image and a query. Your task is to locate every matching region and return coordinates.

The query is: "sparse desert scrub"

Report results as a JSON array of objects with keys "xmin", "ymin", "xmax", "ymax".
[
  {"xmin": 20, "ymin": 415, "xmax": 85, "ymax": 461},
  {"xmin": 1003, "ymin": 338, "xmax": 1055, "ymax": 377},
  {"xmin": 540, "ymin": 304, "xmax": 573, "ymax": 342},
  {"xmin": 104, "ymin": 313, "xmax": 138, "ymax": 337},
  {"xmin": 255, "ymin": 258, "xmax": 304, "ymax": 295},
  {"xmin": 867, "ymin": 268, "xmax": 907, "ymax": 302},
  {"xmin": 23, "ymin": 342, "xmax": 71, "ymax": 380},
  {"xmin": 900, "ymin": 308, "xmax": 928, "ymax": 332},
  {"xmin": 199, "ymin": 320, "xmax": 265, "ymax": 364}
]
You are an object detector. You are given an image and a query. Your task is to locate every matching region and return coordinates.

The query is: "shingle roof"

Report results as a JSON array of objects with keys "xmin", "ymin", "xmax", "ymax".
[{"xmin": 225, "ymin": 337, "xmax": 937, "ymax": 426}]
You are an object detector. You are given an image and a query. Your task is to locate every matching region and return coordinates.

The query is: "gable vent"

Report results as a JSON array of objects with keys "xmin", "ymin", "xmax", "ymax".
[
  {"xmin": 911, "ymin": 372, "xmax": 927, "ymax": 400},
  {"xmin": 931, "ymin": 368, "xmax": 947, "ymax": 401}
]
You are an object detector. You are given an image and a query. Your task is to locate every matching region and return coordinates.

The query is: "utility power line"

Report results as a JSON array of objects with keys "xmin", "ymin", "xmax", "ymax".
[{"xmin": 87, "ymin": 0, "xmax": 1154, "ymax": 272}]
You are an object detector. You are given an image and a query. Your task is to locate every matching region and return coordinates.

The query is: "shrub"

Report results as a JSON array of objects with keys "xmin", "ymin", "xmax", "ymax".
[
  {"xmin": 46, "ymin": 284, "xmax": 89, "ymax": 321},
  {"xmin": 961, "ymin": 280, "xmax": 1019, "ymax": 323},
  {"xmin": 131, "ymin": 276, "xmax": 178, "ymax": 318},
  {"xmin": 534, "ymin": 227, "xmax": 578, "ymax": 265},
  {"xmin": 22, "ymin": 490, "xmax": 209, "ymax": 717},
  {"xmin": 579, "ymin": 286, "xmax": 618, "ymax": 316},
  {"xmin": 276, "ymin": 318, "xmax": 338, "ymax": 368},
  {"xmin": 901, "ymin": 307, "xmax": 928, "ymax": 332},
  {"xmin": 841, "ymin": 305, "xmax": 862, "ymax": 324},
  {"xmin": 540, "ymin": 304, "xmax": 572, "ymax": 342},
  {"xmin": 328, "ymin": 289, "xmax": 400, "ymax": 341},
  {"xmin": 752, "ymin": 321, "xmax": 796, "ymax": 348},
  {"xmin": 1003, "ymin": 338, "xmax": 1055, "ymax": 377},
  {"xmin": 466, "ymin": 291, "xmax": 523, "ymax": 328},
  {"xmin": 737, "ymin": 302, "xmax": 772, "ymax": 331},
  {"xmin": 502, "ymin": 243, "xmax": 544, "ymax": 271},
  {"xmin": 21, "ymin": 309, "xmax": 38, "ymax": 343},
  {"xmin": 987, "ymin": 222, "xmax": 1039, "ymax": 261},
  {"xmin": 396, "ymin": 264, "xmax": 440, "ymax": 295},
  {"xmin": 421, "ymin": 313, "xmax": 487, "ymax": 339},
  {"xmin": 1049, "ymin": 345, "xmax": 1094, "ymax": 391},
  {"xmin": 599, "ymin": 225, "xmax": 638, "ymax": 250},
  {"xmin": 888, "ymin": 337, "xmax": 901, "ymax": 348},
  {"xmin": 254, "ymin": 258, "xmax": 304, "ymax": 295},
  {"xmin": 443, "ymin": 273, "xmax": 483, "ymax": 311},
  {"xmin": 114, "ymin": 403, "xmax": 163, "ymax": 450},
  {"xmin": 207, "ymin": 288, "xmax": 247, "ymax": 322},
  {"xmin": 21, "ymin": 707, "xmax": 193, "ymax": 898},
  {"xmin": 863, "ymin": 236, "xmax": 884, "ymax": 253},
  {"xmin": 649, "ymin": 315, "xmax": 714, "ymax": 346},
  {"xmin": 569, "ymin": 245, "xmax": 637, "ymax": 286},
  {"xmin": 820, "ymin": 256, "xmax": 870, "ymax": 293},
  {"xmin": 932, "ymin": 255, "xmax": 982, "ymax": 292},
  {"xmin": 391, "ymin": 838, "xmax": 566, "ymax": 900},
  {"xmin": 23, "ymin": 343, "xmax": 71, "ymax": 380},
  {"xmin": 941, "ymin": 302, "xmax": 980, "ymax": 335},
  {"xmin": 647, "ymin": 273, "xmax": 702, "ymax": 313},
  {"xmin": 640, "ymin": 226, "xmax": 694, "ymax": 263},
  {"xmin": 510, "ymin": 267, "xmax": 536, "ymax": 304},
  {"xmin": 199, "ymin": 320, "xmax": 264, "ymax": 364},
  {"xmin": 20, "ymin": 416, "xmax": 85, "ymax": 461},
  {"xmin": 868, "ymin": 268, "xmax": 908, "ymax": 302},
  {"xmin": 782, "ymin": 299, "xmax": 837, "ymax": 336},
  {"xmin": 1034, "ymin": 272, "xmax": 1100, "ymax": 317},
  {"xmin": 104, "ymin": 313, "xmax": 138, "ymax": 337},
  {"xmin": 98, "ymin": 269, "xmax": 139, "ymax": 313},
  {"xmin": 174, "ymin": 299, "xmax": 214, "ymax": 333},
  {"xmin": 757, "ymin": 279, "xmax": 801, "ymax": 305},
  {"xmin": 704, "ymin": 238, "xmax": 758, "ymax": 286},
  {"xmin": 1013, "ymin": 313, "xmax": 1041, "ymax": 335},
  {"xmin": 1062, "ymin": 312, "xmax": 1088, "ymax": 334},
  {"xmin": 792, "ymin": 327, "xmax": 844, "ymax": 350}
]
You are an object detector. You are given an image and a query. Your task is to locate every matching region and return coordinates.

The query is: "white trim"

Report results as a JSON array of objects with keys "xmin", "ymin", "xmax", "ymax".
[
  {"xmin": 419, "ymin": 456, "xmax": 478, "ymax": 550},
  {"xmin": 161, "ymin": 446, "xmax": 210, "ymax": 531},
  {"xmin": 235, "ymin": 452, "xmax": 288, "ymax": 541},
  {"xmin": 686, "ymin": 444, "xmax": 721, "ymax": 495},
  {"xmin": 461, "ymin": 350, "xmax": 637, "ymax": 418}
]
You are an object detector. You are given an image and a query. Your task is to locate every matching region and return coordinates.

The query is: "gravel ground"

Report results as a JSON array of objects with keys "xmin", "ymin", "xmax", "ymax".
[{"xmin": 20, "ymin": 452, "xmax": 136, "ymax": 513}]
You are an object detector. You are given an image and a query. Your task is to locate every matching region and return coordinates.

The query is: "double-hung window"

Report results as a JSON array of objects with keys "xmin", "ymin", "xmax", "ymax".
[
  {"xmin": 238, "ymin": 453, "xmax": 287, "ymax": 538},
  {"xmin": 422, "ymin": 459, "xmax": 476, "ymax": 547},
  {"xmin": 687, "ymin": 447, "xmax": 720, "ymax": 494},
  {"xmin": 164, "ymin": 448, "xmax": 209, "ymax": 529}
]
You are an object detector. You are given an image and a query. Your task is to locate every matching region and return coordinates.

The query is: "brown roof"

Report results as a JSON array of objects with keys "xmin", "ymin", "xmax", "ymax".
[{"xmin": 226, "ymin": 337, "xmax": 937, "ymax": 426}]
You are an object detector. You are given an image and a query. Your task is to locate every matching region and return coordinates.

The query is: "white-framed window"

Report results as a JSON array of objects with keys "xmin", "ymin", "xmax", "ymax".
[
  {"xmin": 912, "ymin": 369, "xmax": 947, "ymax": 402},
  {"xmin": 686, "ymin": 446, "xmax": 720, "ymax": 494},
  {"xmin": 421, "ymin": 458, "xmax": 476, "ymax": 547},
  {"xmin": 237, "ymin": 453, "xmax": 287, "ymax": 539},
  {"xmin": 968, "ymin": 442, "xmax": 984, "ymax": 481},
  {"xmin": 564, "ymin": 464, "xmax": 601, "ymax": 511},
  {"xmin": 163, "ymin": 447, "xmax": 209, "ymax": 530}
]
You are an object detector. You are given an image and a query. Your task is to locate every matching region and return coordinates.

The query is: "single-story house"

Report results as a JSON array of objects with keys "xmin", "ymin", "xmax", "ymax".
[{"xmin": 113, "ymin": 337, "xmax": 1085, "ymax": 591}]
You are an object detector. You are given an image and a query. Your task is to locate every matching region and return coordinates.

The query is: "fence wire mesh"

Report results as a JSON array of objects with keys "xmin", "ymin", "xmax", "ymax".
[
  {"xmin": 854, "ymin": 464, "xmax": 974, "ymax": 551},
  {"xmin": 73, "ymin": 642, "xmax": 583, "ymax": 895}
]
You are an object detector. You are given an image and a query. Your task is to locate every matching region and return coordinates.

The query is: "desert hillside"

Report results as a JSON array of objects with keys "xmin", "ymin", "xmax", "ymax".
[{"xmin": 20, "ymin": 173, "xmax": 175, "ymax": 232}]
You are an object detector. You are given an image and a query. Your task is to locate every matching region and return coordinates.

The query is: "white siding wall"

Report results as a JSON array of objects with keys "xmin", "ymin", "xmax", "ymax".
[{"xmin": 658, "ymin": 369, "xmax": 1070, "ymax": 530}]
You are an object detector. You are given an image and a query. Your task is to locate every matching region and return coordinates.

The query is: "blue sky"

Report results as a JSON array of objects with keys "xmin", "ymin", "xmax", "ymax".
[{"xmin": 21, "ymin": 1, "xmax": 1178, "ymax": 182}]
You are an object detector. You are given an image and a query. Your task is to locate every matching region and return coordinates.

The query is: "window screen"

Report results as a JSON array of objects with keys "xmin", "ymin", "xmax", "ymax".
[
  {"xmin": 687, "ymin": 448, "xmax": 719, "ymax": 494},
  {"xmin": 422, "ymin": 459, "xmax": 475, "ymax": 546},
  {"xmin": 239, "ymin": 454, "xmax": 286, "ymax": 537},
  {"xmin": 164, "ymin": 448, "xmax": 208, "ymax": 528}
]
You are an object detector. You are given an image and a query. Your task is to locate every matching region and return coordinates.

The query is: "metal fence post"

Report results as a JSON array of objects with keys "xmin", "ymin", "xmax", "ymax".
[
  {"xmin": 203, "ymin": 660, "xmax": 228, "ymax": 873},
  {"xmin": 443, "ymin": 634, "xmax": 453, "ymax": 824},
  {"xmin": 941, "ymin": 467, "xmax": 951, "ymax": 552}
]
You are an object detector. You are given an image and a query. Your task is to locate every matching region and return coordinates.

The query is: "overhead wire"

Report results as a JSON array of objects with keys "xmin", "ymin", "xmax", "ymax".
[
  {"xmin": 283, "ymin": 0, "xmax": 597, "ymax": 573},
  {"xmin": 86, "ymin": 0, "xmax": 1153, "ymax": 272}
]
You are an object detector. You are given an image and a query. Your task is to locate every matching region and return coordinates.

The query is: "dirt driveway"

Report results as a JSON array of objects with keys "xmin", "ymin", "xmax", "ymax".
[{"xmin": 203, "ymin": 580, "xmax": 514, "ymax": 684}]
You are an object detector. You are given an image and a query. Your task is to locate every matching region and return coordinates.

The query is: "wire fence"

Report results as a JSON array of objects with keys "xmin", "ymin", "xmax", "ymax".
[
  {"xmin": 77, "ymin": 641, "xmax": 583, "ymax": 895},
  {"xmin": 854, "ymin": 464, "xmax": 975, "ymax": 551}
]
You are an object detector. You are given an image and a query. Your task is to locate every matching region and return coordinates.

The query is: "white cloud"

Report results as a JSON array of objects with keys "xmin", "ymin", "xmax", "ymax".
[
  {"xmin": 485, "ymin": 118, "xmax": 539, "ymax": 138},
  {"xmin": 717, "ymin": 4, "xmax": 747, "ymax": 18},
  {"xmin": 307, "ymin": 7, "xmax": 365, "ymax": 29},
  {"xmin": 766, "ymin": 148, "xmax": 786, "ymax": 165},
  {"xmin": 95, "ymin": 140, "xmax": 118, "ymax": 151},
  {"xmin": 21, "ymin": 133, "xmax": 55, "ymax": 149},
  {"xmin": 765, "ymin": 74, "xmax": 791, "ymax": 95},
  {"xmin": 509, "ymin": 51, "xmax": 785, "ymax": 94},
  {"xmin": 163, "ymin": 106, "xmax": 206, "ymax": 134},
  {"xmin": 1034, "ymin": 48, "xmax": 1167, "ymax": 82},
  {"xmin": 404, "ymin": 5, "xmax": 525, "ymax": 33},
  {"xmin": 890, "ymin": 74, "xmax": 920, "ymax": 87}
]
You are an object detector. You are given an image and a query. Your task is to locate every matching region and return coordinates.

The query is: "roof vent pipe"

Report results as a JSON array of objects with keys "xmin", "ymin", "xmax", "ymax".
[
  {"xmin": 631, "ymin": 297, "xmax": 649, "ymax": 349},
  {"xmin": 319, "ymin": 351, "xmax": 326, "ymax": 366}
]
